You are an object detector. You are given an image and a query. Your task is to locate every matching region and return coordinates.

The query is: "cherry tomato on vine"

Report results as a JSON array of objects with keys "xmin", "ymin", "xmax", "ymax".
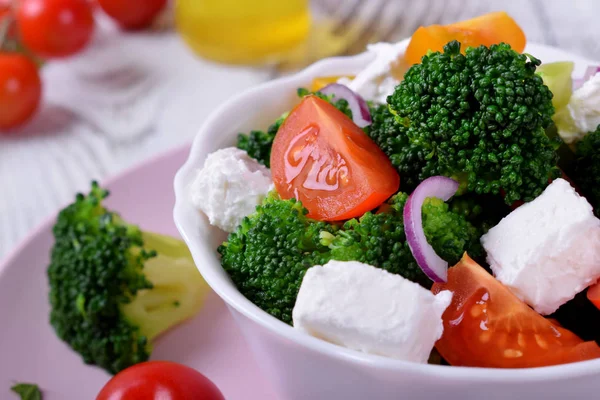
[
  {"xmin": 0, "ymin": 0, "xmax": 9, "ymax": 19},
  {"xmin": 97, "ymin": 0, "xmax": 166, "ymax": 30},
  {"xmin": 0, "ymin": 0, "xmax": 17, "ymax": 38},
  {"xmin": 0, "ymin": 53, "xmax": 42, "ymax": 130},
  {"xmin": 96, "ymin": 361, "xmax": 225, "ymax": 400},
  {"xmin": 16, "ymin": 0, "xmax": 95, "ymax": 58},
  {"xmin": 0, "ymin": 0, "xmax": 10, "ymax": 12}
]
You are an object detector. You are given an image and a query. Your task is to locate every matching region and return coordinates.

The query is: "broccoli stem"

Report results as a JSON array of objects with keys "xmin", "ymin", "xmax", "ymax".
[{"xmin": 122, "ymin": 232, "xmax": 208, "ymax": 342}]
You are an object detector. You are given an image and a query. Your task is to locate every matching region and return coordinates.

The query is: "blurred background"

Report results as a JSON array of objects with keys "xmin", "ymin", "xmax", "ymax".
[{"xmin": 0, "ymin": 0, "xmax": 599, "ymax": 259}]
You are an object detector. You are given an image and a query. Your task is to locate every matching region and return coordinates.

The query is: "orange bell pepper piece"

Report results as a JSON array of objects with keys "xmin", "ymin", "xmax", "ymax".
[
  {"xmin": 450, "ymin": 11, "xmax": 526, "ymax": 51},
  {"xmin": 405, "ymin": 12, "xmax": 526, "ymax": 66}
]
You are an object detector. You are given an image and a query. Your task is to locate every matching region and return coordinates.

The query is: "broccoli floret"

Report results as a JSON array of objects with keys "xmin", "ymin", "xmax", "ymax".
[
  {"xmin": 236, "ymin": 88, "xmax": 353, "ymax": 166},
  {"xmin": 387, "ymin": 41, "xmax": 560, "ymax": 204},
  {"xmin": 219, "ymin": 192, "xmax": 337, "ymax": 324},
  {"xmin": 365, "ymin": 103, "xmax": 428, "ymax": 192},
  {"xmin": 448, "ymin": 194, "xmax": 510, "ymax": 234},
  {"xmin": 322, "ymin": 193, "xmax": 481, "ymax": 287},
  {"xmin": 568, "ymin": 125, "xmax": 600, "ymax": 216},
  {"xmin": 237, "ymin": 113, "xmax": 287, "ymax": 167},
  {"xmin": 320, "ymin": 193, "xmax": 430, "ymax": 287},
  {"xmin": 422, "ymin": 197, "xmax": 483, "ymax": 262},
  {"xmin": 48, "ymin": 182, "xmax": 207, "ymax": 374},
  {"xmin": 219, "ymin": 191, "xmax": 482, "ymax": 324}
]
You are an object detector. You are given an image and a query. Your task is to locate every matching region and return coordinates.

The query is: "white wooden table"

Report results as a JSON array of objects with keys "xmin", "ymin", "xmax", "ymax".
[{"xmin": 1, "ymin": 0, "xmax": 598, "ymax": 260}]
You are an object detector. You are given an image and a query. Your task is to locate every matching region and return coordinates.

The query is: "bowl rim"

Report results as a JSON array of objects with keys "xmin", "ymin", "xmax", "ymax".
[{"xmin": 174, "ymin": 40, "xmax": 600, "ymax": 382}]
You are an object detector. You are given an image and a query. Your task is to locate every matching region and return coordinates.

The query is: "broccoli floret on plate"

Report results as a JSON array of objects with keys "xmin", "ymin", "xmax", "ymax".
[
  {"xmin": 386, "ymin": 40, "xmax": 560, "ymax": 204},
  {"xmin": 48, "ymin": 182, "xmax": 207, "ymax": 374},
  {"xmin": 219, "ymin": 191, "xmax": 482, "ymax": 324}
]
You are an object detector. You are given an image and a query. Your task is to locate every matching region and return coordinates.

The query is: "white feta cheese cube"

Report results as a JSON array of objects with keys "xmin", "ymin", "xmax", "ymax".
[
  {"xmin": 190, "ymin": 147, "xmax": 273, "ymax": 232},
  {"xmin": 482, "ymin": 178, "xmax": 600, "ymax": 315},
  {"xmin": 292, "ymin": 260, "xmax": 452, "ymax": 363}
]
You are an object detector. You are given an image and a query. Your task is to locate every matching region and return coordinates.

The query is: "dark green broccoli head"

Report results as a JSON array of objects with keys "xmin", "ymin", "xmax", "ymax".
[
  {"xmin": 387, "ymin": 41, "xmax": 560, "ymax": 204},
  {"xmin": 365, "ymin": 103, "xmax": 428, "ymax": 192},
  {"xmin": 219, "ymin": 192, "xmax": 336, "ymax": 324},
  {"xmin": 570, "ymin": 124, "xmax": 600, "ymax": 216},
  {"xmin": 237, "ymin": 113, "xmax": 287, "ymax": 167},
  {"xmin": 422, "ymin": 197, "xmax": 483, "ymax": 263},
  {"xmin": 48, "ymin": 182, "xmax": 206, "ymax": 374},
  {"xmin": 236, "ymin": 87, "xmax": 353, "ymax": 167},
  {"xmin": 448, "ymin": 193, "xmax": 510, "ymax": 235},
  {"xmin": 321, "ymin": 192, "xmax": 431, "ymax": 287},
  {"xmin": 220, "ymin": 191, "xmax": 483, "ymax": 324}
]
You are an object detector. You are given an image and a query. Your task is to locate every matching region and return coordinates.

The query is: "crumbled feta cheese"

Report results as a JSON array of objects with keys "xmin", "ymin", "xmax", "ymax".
[
  {"xmin": 558, "ymin": 72, "xmax": 600, "ymax": 144},
  {"xmin": 340, "ymin": 42, "xmax": 406, "ymax": 104},
  {"xmin": 482, "ymin": 178, "xmax": 600, "ymax": 315},
  {"xmin": 190, "ymin": 147, "xmax": 273, "ymax": 232},
  {"xmin": 292, "ymin": 260, "xmax": 452, "ymax": 363}
]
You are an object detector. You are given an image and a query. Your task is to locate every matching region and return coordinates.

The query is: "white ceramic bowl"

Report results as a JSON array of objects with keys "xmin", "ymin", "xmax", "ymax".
[{"xmin": 174, "ymin": 40, "xmax": 600, "ymax": 400}]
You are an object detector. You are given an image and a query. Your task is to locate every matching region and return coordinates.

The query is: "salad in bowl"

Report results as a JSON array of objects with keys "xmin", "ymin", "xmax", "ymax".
[{"xmin": 174, "ymin": 11, "xmax": 600, "ymax": 400}]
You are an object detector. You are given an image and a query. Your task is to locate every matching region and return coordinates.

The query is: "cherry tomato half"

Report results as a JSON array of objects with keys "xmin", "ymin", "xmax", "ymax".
[
  {"xmin": 96, "ymin": 361, "xmax": 225, "ymax": 400},
  {"xmin": 432, "ymin": 254, "xmax": 600, "ymax": 368},
  {"xmin": 271, "ymin": 95, "xmax": 400, "ymax": 221},
  {"xmin": 16, "ymin": 0, "xmax": 95, "ymax": 58},
  {"xmin": 0, "ymin": 53, "xmax": 42, "ymax": 130},
  {"xmin": 97, "ymin": 0, "xmax": 166, "ymax": 30}
]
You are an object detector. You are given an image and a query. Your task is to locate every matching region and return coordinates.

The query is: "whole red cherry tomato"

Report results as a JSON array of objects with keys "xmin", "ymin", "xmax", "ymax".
[
  {"xmin": 96, "ymin": 361, "xmax": 225, "ymax": 400},
  {"xmin": 0, "ymin": 53, "xmax": 42, "ymax": 130},
  {"xmin": 97, "ymin": 0, "xmax": 166, "ymax": 30},
  {"xmin": 16, "ymin": 0, "xmax": 95, "ymax": 58}
]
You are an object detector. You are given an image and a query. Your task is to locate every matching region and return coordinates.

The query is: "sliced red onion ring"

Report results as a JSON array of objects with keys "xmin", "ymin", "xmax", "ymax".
[
  {"xmin": 573, "ymin": 66, "xmax": 600, "ymax": 90},
  {"xmin": 404, "ymin": 176, "xmax": 460, "ymax": 283},
  {"xmin": 320, "ymin": 83, "xmax": 372, "ymax": 128}
]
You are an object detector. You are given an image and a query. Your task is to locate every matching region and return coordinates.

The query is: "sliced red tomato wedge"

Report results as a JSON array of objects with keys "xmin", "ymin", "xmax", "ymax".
[
  {"xmin": 432, "ymin": 254, "xmax": 600, "ymax": 368},
  {"xmin": 270, "ymin": 96, "xmax": 399, "ymax": 221}
]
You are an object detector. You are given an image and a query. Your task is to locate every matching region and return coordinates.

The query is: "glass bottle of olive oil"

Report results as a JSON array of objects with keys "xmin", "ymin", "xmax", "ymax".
[{"xmin": 175, "ymin": 0, "xmax": 311, "ymax": 65}]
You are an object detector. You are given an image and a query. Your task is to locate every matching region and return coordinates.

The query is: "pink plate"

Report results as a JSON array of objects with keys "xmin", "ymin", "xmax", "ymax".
[{"xmin": 0, "ymin": 145, "xmax": 279, "ymax": 400}]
